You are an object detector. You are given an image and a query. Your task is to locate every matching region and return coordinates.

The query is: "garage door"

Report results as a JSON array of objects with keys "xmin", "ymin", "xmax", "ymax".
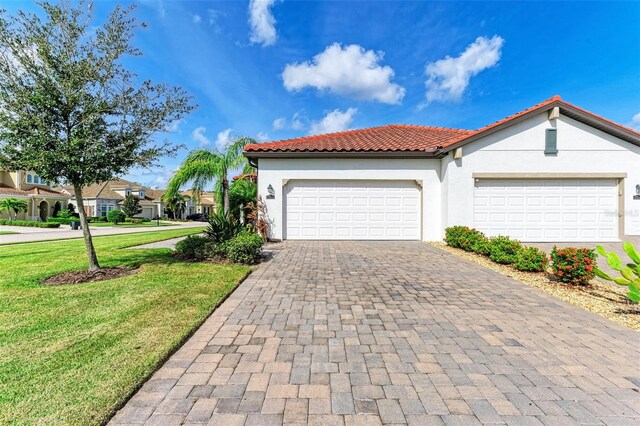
[
  {"xmin": 474, "ymin": 179, "xmax": 618, "ymax": 242},
  {"xmin": 285, "ymin": 180, "xmax": 421, "ymax": 240}
]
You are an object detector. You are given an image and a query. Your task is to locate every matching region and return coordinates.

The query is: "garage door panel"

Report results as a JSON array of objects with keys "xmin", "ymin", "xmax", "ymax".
[
  {"xmin": 286, "ymin": 180, "xmax": 420, "ymax": 240},
  {"xmin": 474, "ymin": 179, "xmax": 618, "ymax": 242}
]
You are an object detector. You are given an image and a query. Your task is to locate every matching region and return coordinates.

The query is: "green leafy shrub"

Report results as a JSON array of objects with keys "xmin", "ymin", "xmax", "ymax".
[
  {"xmin": 444, "ymin": 226, "xmax": 471, "ymax": 248},
  {"xmin": 489, "ymin": 236, "xmax": 522, "ymax": 264},
  {"xmin": 87, "ymin": 216, "xmax": 108, "ymax": 223},
  {"xmin": 594, "ymin": 243, "xmax": 640, "ymax": 302},
  {"xmin": 514, "ymin": 247, "xmax": 548, "ymax": 272},
  {"xmin": 471, "ymin": 236, "xmax": 492, "ymax": 256},
  {"xmin": 206, "ymin": 211, "xmax": 243, "ymax": 243},
  {"xmin": 0, "ymin": 219, "xmax": 60, "ymax": 228},
  {"xmin": 47, "ymin": 217, "xmax": 74, "ymax": 224},
  {"xmin": 225, "ymin": 230, "xmax": 263, "ymax": 264},
  {"xmin": 107, "ymin": 210, "xmax": 126, "ymax": 224},
  {"xmin": 550, "ymin": 247, "xmax": 597, "ymax": 285},
  {"xmin": 174, "ymin": 235, "xmax": 213, "ymax": 261}
]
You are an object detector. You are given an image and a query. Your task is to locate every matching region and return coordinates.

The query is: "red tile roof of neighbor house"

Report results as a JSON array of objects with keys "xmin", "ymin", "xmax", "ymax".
[
  {"xmin": 244, "ymin": 96, "xmax": 640, "ymax": 155},
  {"xmin": 0, "ymin": 184, "xmax": 67, "ymax": 197}
]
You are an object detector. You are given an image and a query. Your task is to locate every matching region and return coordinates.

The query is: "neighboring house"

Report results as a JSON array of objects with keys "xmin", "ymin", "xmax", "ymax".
[
  {"xmin": 0, "ymin": 170, "xmax": 70, "ymax": 221},
  {"xmin": 61, "ymin": 178, "xmax": 167, "ymax": 220},
  {"xmin": 244, "ymin": 96, "xmax": 640, "ymax": 242},
  {"xmin": 180, "ymin": 190, "xmax": 217, "ymax": 217}
]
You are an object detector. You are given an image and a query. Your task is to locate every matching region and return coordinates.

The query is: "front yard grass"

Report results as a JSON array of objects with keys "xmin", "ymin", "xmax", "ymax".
[
  {"xmin": 0, "ymin": 228, "xmax": 250, "ymax": 425},
  {"xmin": 89, "ymin": 221, "xmax": 176, "ymax": 228},
  {"xmin": 0, "ymin": 231, "xmax": 18, "ymax": 235}
]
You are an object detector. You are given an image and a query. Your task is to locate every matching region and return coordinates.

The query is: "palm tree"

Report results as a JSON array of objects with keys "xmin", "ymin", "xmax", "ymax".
[
  {"xmin": 166, "ymin": 137, "xmax": 255, "ymax": 215},
  {"xmin": 163, "ymin": 192, "xmax": 187, "ymax": 219},
  {"xmin": 0, "ymin": 197, "xmax": 28, "ymax": 220}
]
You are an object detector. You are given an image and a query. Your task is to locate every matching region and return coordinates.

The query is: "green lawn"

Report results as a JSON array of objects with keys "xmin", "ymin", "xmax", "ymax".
[
  {"xmin": 89, "ymin": 221, "xmax": 175, "ymax": 228},
  {"xmin": 0, "ymin": 231, "xmax": 18, "ymax": 235},
  {"xmin": 0, "ymin": 228, "xmax": 250, "ymax": 425}
]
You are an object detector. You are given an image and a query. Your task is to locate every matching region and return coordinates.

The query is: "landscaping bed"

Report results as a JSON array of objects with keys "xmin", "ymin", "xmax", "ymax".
[
  {"xmin": 431, "ymin": 235, "xmax": 640, "ymax": 331},
  {"xmin": 0, "ymin": 227, "xmax": 249, "ymax": 425},
  {"xmin": 42, "ymin": 266, "xmax": 138, "ymax": 286},
  {"xmin": 0, "ymin": 219, "xmax": 59, "ymax": 228}
]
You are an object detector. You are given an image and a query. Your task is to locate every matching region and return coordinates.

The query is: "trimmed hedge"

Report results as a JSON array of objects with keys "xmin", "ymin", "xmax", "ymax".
[
  {"xmin": 226, "ymin": 230, "xmax": 264, "ymax": 264},
  {"xmin": 48, "ymin": 217, "xmax": 75, "ymax": 225},
  {"xmin": 489, "ymin": 236, "xmax": 522, "ymax": 264},
  {"xmin": 514, "ymin": 246, "xmax": 548, "ymax": 272},
  {"xmin": 174, "ymin": 229, "xmax": 264, "ymax": 264},
  {"xmin": 550, "ymin": 247, "xmax": 597, "ymax": 285},
  {"xmin": 0, "ymin": 219, "xmax": 60, "ymax": 228}
]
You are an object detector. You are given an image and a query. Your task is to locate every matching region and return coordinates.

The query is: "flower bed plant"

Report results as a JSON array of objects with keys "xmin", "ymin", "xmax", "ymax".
[
  {"xmin": 489, "ymin": 236, "xmax": 522, "ymax": 264},
  {"xmin": 514, "ymin": 246, "xmax": 548, "ymax": 272},
  {"xmin": 549, "ymin": 247, "xmax": 597, "ymax": 285}
]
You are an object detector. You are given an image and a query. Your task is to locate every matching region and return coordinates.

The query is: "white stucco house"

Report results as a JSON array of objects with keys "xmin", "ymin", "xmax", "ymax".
[{"xmin": 244, "ymin": 96, "xmax": 640, "ymax": 242}]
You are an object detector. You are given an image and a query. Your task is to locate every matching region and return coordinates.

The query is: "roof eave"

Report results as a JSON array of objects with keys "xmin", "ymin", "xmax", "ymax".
[{"xmin": 243, "ymin": 150, "xmax": 443, "ymax": 160}]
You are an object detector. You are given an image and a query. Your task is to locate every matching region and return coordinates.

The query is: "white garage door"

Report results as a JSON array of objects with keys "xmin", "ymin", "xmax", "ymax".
[
  {"xmin": 285, "ymin": 180, "xmax": 421, "ymax": 240},
  {"xmin": 474, "ymin": 179, "xmax": 618, "ymax": 242}
]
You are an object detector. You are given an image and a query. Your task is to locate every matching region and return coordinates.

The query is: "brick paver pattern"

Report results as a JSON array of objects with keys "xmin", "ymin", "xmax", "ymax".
[{"xmin": 110, "ymin": 241, "xmax": 640, "ymax": 425}]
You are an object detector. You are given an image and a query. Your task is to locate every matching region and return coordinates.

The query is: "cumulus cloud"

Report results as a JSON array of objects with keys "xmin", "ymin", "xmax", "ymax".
[
  {"xmin": 425, "ymin": 35, "xmax": 504, "ymax": 103},
  {"xmin": 215, "ymin": 128, "xmax": 235, "ymax": 151},
  {"xmin": 273, "ymin": 111, "xmax": 306, "ymax": 130},
  {"xmin": 309, "ymin": 108, "xmax": 357, "ymax": 135},
  {"xmin": 166, "ymin": 119, "xmax": 181, "ymax": 133},
  {"xmin": 193, "ymin": 14, "xmax": 202, "ymax": 24},
  {"xmin": 282, "ymin": 43, "xmax": 405, "ymax": 104},
  {"xmin": 256, "ymin": 132, "xmax": 270, "ymax": 141},
  {"xmin": 248, "ymin": 0, "xmax": 277, "ymax": 46},
  {"xmin": 192, "ymin": 126, "xmax": 210, "ymax": 146},
  {"xmin": 631, "ymin": 112, "xmax": 640, "ymax": 130}
]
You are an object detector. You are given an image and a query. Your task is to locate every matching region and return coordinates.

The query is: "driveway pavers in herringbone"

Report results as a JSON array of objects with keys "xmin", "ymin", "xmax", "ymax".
[{"xmin": 110, "ymin": 241, "xmax": 640, "ymax": 425}]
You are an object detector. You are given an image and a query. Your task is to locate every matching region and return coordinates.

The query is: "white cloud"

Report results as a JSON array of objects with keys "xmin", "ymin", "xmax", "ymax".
[
  {"xmin": 215, "ymin": 128, "xmax": 234, "ymax": 151},
  {"xmin": 192, "ymin": 126, "xmax": 210, "ymax": 146},
  {"xmin": 248, "ymin": 0, "xmax": 277, "ymax": 46},
  {"xmin": 273, "ymin": 111, "xmax": 307, "ymax": 130},
  {"xmin": 425, "ymin": 35, "xmax": 504, "ymax": 103},
  {"xmin": 282, "ymin": 43, "xmax": 405, "ymax": 105},
  {"xmin": 193, "ymin": 14, "xmax": 202, "ymax": 24},
  {"xmin": 631, "ymin": 113, "xmax": 640, "ymax": 130},
  {"xmin": 166, "ymin": 119, "xmax": 181, "ymax": 133},
  {"xmin": 256, "ymin": 132, "xmax": 270, "ymax": 141},
  {"xmin": 309, "ymin": 108, "xmax": 357, "ymax": 135}
]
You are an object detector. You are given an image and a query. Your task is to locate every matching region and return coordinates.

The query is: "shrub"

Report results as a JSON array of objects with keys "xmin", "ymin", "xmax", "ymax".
[
  {"xmin": 489, "ymin": 236, "xmax": 522, "ymax": 264},
  {"xmin": 514, "ymin": 246, "xmax": 548, "ymax": 272},
  {"xmin": 0, "ymin": 219, "xmax": 60, "ymax": 228},
  {"xmin": 471, "ymin": 236, "xmax": 492, "ymax": 256},
  {"xmin": 48, "ymin": 217, "xmax": 74, "ymax": 224},
  {"xmin": 550, "ymin": 247, "xmax": 597, "ymax": 285},
  {"xmin": 206, "ymin": 211, "xmax": 243, "ymax": 243},
  {"xmin": 444, "ymin": 226, "xmax": 471, "ymax": 248},
  {"xmin": 595, "ymin": 242, "xmax": 640, "ymax": 302},
  {"xmin": 225, "ymin": 230, "xmax": 263, "ymax": 264},
  {"xmin": 174, "ymin": 235, "xmax": 212, "ymax": 261},
  {"xmin": 107, "ymin": 210, "xmax": 126, "ymax": 224}
]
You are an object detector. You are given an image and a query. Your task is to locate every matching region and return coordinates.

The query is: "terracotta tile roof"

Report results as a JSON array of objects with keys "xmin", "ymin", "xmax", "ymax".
[
  {"xmin": 0, "ymin": 184, "xmax": 67, "ymax": 197},
  {"xmin": 244, "ymin": 125, "xmax": 472, "ymax": 153},
  {"xmin": 245, "ymin": 96, "xmax": 640, "ymax": 155}
]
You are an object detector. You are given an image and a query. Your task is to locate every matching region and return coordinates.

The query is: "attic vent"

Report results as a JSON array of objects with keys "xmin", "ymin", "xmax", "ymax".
[{"xmin": 545, "ymin": 128, "xmax": 558, "ymax": 155}]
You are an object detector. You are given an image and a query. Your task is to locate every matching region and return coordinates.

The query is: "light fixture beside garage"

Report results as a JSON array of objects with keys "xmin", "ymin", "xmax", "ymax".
[{"xmin": 266, "ymin": 184, "xmax": 275, "ymax": 199}]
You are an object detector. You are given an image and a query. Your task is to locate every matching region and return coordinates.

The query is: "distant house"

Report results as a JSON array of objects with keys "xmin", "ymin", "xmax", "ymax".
[
  {"xmin": 180, "ymin": 190, "xmax": 217, "ymax": 217},
  {"xmin": 0, "ymin": 170, "xmax": 70, "ymax": 221},
  {"xmin": 61, "ymin": 178, "xmax": 167, "ymax": 219}
]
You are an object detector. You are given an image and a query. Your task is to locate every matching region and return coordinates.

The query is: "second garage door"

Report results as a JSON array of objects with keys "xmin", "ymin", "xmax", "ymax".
[
  {"xmin": 473, "ymin": 178, "xmax": 619, "ymax": 242},
  {"xmin": 285, "ymin": 180, "xmax": 421, "ymax": 240}
]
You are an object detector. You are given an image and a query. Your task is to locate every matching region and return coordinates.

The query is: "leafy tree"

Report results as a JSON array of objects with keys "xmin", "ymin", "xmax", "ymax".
[
  {"xmin": 229, "ymin": 179, "xmax": 257, "ymax": 221},
  {"xmin": 0, "ymin": 2, "xmax": 194, "ymax": 271},
  {"xmin": 163, "ymin": 192, "xmax": 187, "ymax": 219},
  {"xmin": 121, "ymin": 194, "xmax": 142, "ymax": 218},
  {"xmin": 166, "ymin": 137, "xmax": 254, "ymax": 215},
  {"xmin": 0, "ymin": 197, "xmax": 28, "ymax": 220},
  {"xmin": 67, "ymin": 203, "xmax": 75, "ymax": 213},
  {"xmin": 107, "ymin": 209, "xmax": 126, "ymax": 225},
  {"xmin": 52, "ymin": 201, "xmax": 61, "ymax": 217}
]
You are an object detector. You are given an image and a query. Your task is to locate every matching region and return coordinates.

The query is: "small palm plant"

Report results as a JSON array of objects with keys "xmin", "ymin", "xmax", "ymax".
[
  {"xmin": 594, "ymin": 243, "xmax": 640, "ymax": 303},
  {"xmin": 0, "ymin": 197, "xmax": 28, "ymax": 220}
]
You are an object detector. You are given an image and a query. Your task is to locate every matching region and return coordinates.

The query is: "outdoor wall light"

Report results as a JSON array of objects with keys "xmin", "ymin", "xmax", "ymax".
[{"xmin": 267, "ymin": 184, "xmax": 275, "ymax": 199}]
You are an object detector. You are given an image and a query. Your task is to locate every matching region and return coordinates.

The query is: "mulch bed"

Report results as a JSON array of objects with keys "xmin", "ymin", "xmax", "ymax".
[
  {"xmin": 431, "ymin": 242, "xmax": 640, "ymax": 331},
  {"xmin": 42, "ymin": 267, "xmax": 139, "ymax": 286}
]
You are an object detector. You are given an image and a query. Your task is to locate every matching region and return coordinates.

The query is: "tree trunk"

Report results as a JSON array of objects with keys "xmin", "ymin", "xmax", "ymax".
[
  {"xmin": 222, "ymin": 176, "xmax": 230, "ymax": 215},
  {"xmin": 73, "ymin": 185, "xmax": 101, "ymax": 271}
]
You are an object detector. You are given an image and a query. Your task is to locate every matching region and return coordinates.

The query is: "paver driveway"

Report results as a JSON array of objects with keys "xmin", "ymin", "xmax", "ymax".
[{"xmin": 110, "ymin": 241, "xmax": 640, "ymax": 426}]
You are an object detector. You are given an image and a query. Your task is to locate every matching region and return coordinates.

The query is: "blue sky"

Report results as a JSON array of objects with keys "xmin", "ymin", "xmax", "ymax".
[{"xmin": 5, "ymin": 1, "xmax": 640, "ymax": 188}]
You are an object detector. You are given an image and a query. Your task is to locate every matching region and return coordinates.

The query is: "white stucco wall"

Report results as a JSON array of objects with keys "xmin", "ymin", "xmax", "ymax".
[
  {"xmin": 257, "ymin": 158, "xmax": 442, "ymax": 240},
  {"xmin": 442, "ymin": 112, "xmax": 640, "ymax": 237}
]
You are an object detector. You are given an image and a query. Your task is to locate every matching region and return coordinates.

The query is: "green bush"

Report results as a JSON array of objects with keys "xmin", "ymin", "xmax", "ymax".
[
  {"xmin": 444, "ymin": 226, "xmax": 471, "ymax": 248},
  {"xmin": 550, "ymin": 247, "xmax": 597, "ymax": 285},
  {"xmin": 514, "ymin": 246, "xmax": 548, "ymax": 272},
  {"xmin": 225, "ymin": 230, "xmax": 263, "ymax": 264},
  {"xmin": 206, "ymin": 211, "xmax": 243, "ymax": 243},
  {"xmin": 48, "ymin": 217, "xmax": 74, "ymax": 224},
  {"xmin": 107, "ymin": 210, "xmax": 126, "ymax": 224},
  {"xmin": 87, "ymin": 216, "xmax": 108, "ymax": 223},
  {"xmin": 174, "ymin": 235, "xmax": 213, "ymax": 261},
  {"xmin": 0, "ymin": 219, "xmax": 60, "ymax": 228},
  {"xmin": 489, "ymin": 236, "xmax": 522, "ymax": 264},
  {"xmin": 471, "ymin": 236, "xmax": 492, "ymax": 256}
]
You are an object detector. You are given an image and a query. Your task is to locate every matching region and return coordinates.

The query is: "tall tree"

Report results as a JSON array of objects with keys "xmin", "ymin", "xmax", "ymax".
[
  {"xmin": 162, "ymin": 192, "xmax": 187, "ymax": 219},
  {"xmin": 0, "ymin": 2, "xmax": 194, "ymax": 271},
  {"xmin": 166, "ymin": 137, "xmax": 253, "ymax": 215},
  {"xmin": 121, "ymin": 194, "xmax": 142, "ymax": 218},
  {"xmin": 0, "ymin": 197, "xmax": 28, "ymax": 220}
]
